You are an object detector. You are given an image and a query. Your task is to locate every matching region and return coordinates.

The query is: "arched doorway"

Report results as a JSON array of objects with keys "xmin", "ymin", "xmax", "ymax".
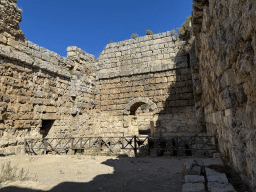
[{"xmin": 123, "ymin": 97, "xmax": 158, "ymax": 136}]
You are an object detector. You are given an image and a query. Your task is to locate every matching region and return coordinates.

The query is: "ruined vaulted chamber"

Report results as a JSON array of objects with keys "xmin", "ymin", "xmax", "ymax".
[{"xmin": 0, "ymin": 0, "xmax": 256, "ymax": 189}]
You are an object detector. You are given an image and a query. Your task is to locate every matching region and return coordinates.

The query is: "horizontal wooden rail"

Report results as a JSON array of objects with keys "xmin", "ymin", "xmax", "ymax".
[{"xmin": 24, "ymin": 135, "xmax": 216, "ymax": 157}]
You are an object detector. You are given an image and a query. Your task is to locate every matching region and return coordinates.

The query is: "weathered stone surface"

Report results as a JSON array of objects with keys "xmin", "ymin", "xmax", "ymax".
[
  {"xmin": 208, "ymin": 175, "xmax": 229, "ymax": 183},
  {"xmin": 185, "ymin": 159, "xmax": 199, "ymax": 170},
  {"xmin": 205, "ymin": 168, "xmax": 224, "ymax": 177},
  {"xmin": 182, "ymin": 183, "xmax": 205, "ymax": 192},
  {"xmin": 0, "ymin": 3, "xmax": 254, "ymax": 191},
  {"xmin": 187, "ymin": 166, "xmax": 202, "ymax": 175},
  {"xmin": 192, "ymin": 0, "xmax": 256, "ymax": 189},
  {"xmin": 0, "ymin": 148, "xmax": 4, "ymax": 154},
  {"xmin": 202, "ymin": 158, "xmax": 224, "ymax": 167},
  {"xmin": 207, "ymin": 182, "xmax": 237, "ymax": 192},
  {"xmin": 185, "ymin": 175, "xmax": 205, "ymax": 183}
]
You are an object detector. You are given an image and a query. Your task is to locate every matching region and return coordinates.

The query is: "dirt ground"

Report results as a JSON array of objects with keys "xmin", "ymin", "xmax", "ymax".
[{"xmin": 0, "ymin": 154, "xmax": 211, "ymax": 192}]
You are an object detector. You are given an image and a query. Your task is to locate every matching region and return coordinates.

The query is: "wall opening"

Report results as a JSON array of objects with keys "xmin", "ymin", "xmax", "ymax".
[
  {"xmin": 40, "ymin": 120, "xmax": 55, "ymax": 138},
  {"xmin": 138, "ymin": 129, "xmax": 151, "ymax": 136},
  {"xmin": 187, "ymin": 53, "xmax": 190, "ymax": 68},
  {"xmin": 130, "ymin": 102, "xmax": 145, "ymax": 115},
  {"xmin": 129, "ymin": 102, "xmax": 153, "ymax": 136}
]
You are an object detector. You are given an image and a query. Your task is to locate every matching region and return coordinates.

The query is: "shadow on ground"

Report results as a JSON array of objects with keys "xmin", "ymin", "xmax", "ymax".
[{"xmin": 0, "ymin": 157, "xmax": 185, "ymax": 192}]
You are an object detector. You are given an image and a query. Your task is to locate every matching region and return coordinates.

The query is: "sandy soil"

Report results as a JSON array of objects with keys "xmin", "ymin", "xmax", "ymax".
[{"xmin": 0, "ymin": 154, "xmax": 210, "ymax": 192}]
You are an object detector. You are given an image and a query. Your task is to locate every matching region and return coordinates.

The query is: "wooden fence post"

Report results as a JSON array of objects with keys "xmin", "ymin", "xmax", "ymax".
[
  {"xmin": 43, "ymin": 139, "xmax": 47, "ymax": 155},
  {"xmin": 122, "ymin": 137, "xmax": 124, "ymax": 149},
  {"xmin": 23, "ymin": 139, "xmax": 26, "ymax": 155},
  {"xmin": 98, "ymin": 137, "xmax": 102, "ymax": 151},
  {"xmin": 134, "ymin": 135, "xmax": 137, "ymax": 157},
  {"xmin": 148, "ymin": 136, "xmax": 150, "ymax": 155},
  {"xmin": 80, "ymin": 138, "xmax": 82, "ymax": 150},
  {"xmin": 71, "ymin": 137, "xmax": 74, "ymax": 154},
  {"xmin": 176, "ymin": 136, "xmax": 180, "ymax": 158}
]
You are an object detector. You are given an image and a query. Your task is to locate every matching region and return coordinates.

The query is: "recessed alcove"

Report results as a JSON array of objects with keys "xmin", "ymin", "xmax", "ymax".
[{"xmin": 40, "ymin": 120, "xmax": 55, "ymax": 138}]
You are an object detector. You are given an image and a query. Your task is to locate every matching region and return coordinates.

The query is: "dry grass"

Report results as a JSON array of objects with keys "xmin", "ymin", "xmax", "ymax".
[{"xmin": 0, "ymin": 161, "xmax": 30, "ymax": 184}]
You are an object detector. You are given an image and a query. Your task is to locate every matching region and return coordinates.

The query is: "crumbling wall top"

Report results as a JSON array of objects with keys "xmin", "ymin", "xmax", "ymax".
[
  {"xmin": 0, "ymin": 0, "xmax": 25, "ymax": 40},
  {"xmin": 67, "ymin": 46, "xmax": 95, "ymax": 61}
]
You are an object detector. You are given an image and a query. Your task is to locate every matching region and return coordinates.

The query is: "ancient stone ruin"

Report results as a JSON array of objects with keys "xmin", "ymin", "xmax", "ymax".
[{"xmin": 0, "ymin": 0, "xmax": 255, "ymax": 190}]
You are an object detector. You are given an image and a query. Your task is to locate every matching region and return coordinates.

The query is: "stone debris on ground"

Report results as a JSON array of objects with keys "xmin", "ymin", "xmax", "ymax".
[{"xmin": 182, "ymin": 155, "xmax": 237, "ymax": 192}]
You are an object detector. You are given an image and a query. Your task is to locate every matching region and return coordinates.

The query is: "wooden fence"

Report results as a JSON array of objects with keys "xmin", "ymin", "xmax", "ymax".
[{"xmin": 24, "ymin": 135, "xmax": 217, "ymax": 157}]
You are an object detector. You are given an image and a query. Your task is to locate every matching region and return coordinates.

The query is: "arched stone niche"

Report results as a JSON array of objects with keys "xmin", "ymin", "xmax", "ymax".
[
  {"xmin": 123, "ymin": 97, "xmax": 158, "ymax": 115},
  {"xmin": 123, "ymin": 97, "xmax": 158, "ymax": 136}
]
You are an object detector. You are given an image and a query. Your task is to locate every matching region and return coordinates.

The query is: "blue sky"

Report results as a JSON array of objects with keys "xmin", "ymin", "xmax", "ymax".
[{"xmin": 17, "ymin": 0, "xmax": 192, "ymax": 58}]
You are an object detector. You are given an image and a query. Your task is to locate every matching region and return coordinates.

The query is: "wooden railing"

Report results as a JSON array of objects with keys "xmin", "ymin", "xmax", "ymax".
[{"xmin": 24, "ymin": 135, "xmax": 217, "ymax": 157}]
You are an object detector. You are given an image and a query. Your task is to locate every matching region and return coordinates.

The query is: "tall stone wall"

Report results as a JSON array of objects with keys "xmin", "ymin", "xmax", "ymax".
[
  {"xmin": 96, "ymin": 33, "xmax": 199, "ymax": 137},
  {"xmin": 0, "ymin": 0, "xmax": 201, "ymax": 155},
  {"xmin": 192, "ymin": 0, "xmax": 256, "ymax": 189},
  {"xmin": 0, "ymin": 0, "xmax": 98, "ymax": 154}
]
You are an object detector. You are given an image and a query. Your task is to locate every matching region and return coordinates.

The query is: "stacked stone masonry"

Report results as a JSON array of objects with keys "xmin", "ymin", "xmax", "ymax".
[
  {"xmin": 1, "ymin": 0, "xmax": 256, "ymax": 190},
  {"xmin": 0, "ymin": 0, "xmax": 199, "ymax": 152},
  {"xmin": 0, "ymin": 0, "xmax": 99, "ymax": 154},
  {"xmin": 192, "ymin": 0, "xmax": 256, "ymax": 190},
  {"xmin": 96, "ymin": 31, "xmax": 198, "ymax": 137}
]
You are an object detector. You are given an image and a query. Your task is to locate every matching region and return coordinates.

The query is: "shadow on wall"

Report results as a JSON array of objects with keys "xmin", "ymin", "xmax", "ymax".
[
  {"xmin": 154, "ymin": 48, "xmax": 197, "ymax": 137},
  {"xmin": 0, "ymin": 157, "xmax": 185, "ymax": 192}
]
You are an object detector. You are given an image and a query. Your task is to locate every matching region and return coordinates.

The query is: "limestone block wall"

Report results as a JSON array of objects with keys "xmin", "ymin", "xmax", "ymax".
[
  {"xmin": 192, "ymin": 0, "xmax": 256, "ymax": 189},
  {"xmin": 0, "ymin": 0, "xmax": 98, "ymax": 154},
  {"xmin": 96, "ymin": 33, "xmax": 199, "ymax": 137},
  {"xmin": 0, "ymin": 0, "xmax": 25, "ymax": 40}
]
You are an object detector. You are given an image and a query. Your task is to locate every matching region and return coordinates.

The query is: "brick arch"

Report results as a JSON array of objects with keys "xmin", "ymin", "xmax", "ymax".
[{"xmin": 123, "ymin": 97, "xmax": 158, "ymax": 115}]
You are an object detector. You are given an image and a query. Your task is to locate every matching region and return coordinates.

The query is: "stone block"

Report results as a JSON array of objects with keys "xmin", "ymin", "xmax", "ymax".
[
  {"xmin": 187, "ymin": 166, "xmax": 201, "ymax": 175},
  {"xmin": 123, "ymin": 120, "xmax": 129, "ymax": 128},
  {"xmin": 185, "ymin": 175, "xmax": 205, "ymax": 183},
  {"xmin": 7, "ymin": 37, "xmax": 19, "ymax": 48},
  {"xmin": 182, "ymin": 183, "xmax": 205, "ymax": 192},
  {"xmin": 208, "ymin": 175, "xmax": 228, "ymax": 183},
  {"xmin": 41, "ymin": 113, "xmax": 57, "ymax": 120},
  {"xmin": 9, "ymin": 50, "xmax": 19, "ymax": 60},
  {"xmin": 185, "ymin": 160, "xmax": 202, "ymax": 174},
  {"xmin": 205, "ymin": 168, "xmax": 225, "ymax": 177},
  {"xmin": 207, "ymin": 182, "xmax": 236, "ymax": 192},
  {"xmin": 0, "ymin": 148, "xmax": 4, "ymax": 154},
  {"xmin": 213, "ymin": 153, "xmax": 221, "ymax": 158},
  {"xmin": 0, "ymin": 45, "xmax": 10, "ymax": 56},
  {"xmin": 5, "ymin": 146, "xmax": 16, "ymax": 155},
  {"xmin": 0, "ymin": 34, "xmax": 7, "ymax": 44},
  {"xmin": 203, "ymin": 158, "xmax": 224, "ymax": 167}
]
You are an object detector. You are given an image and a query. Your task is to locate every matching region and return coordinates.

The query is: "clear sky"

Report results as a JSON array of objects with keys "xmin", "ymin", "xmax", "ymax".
[{"xmin": 17, "ymin": 0, "xmax": 192, "ymax": 58}]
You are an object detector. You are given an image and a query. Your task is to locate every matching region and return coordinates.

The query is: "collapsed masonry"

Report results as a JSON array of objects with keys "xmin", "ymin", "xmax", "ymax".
[{"xmin": 0, "ymin": 0, "xmax": 255, "ymax": 190}]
